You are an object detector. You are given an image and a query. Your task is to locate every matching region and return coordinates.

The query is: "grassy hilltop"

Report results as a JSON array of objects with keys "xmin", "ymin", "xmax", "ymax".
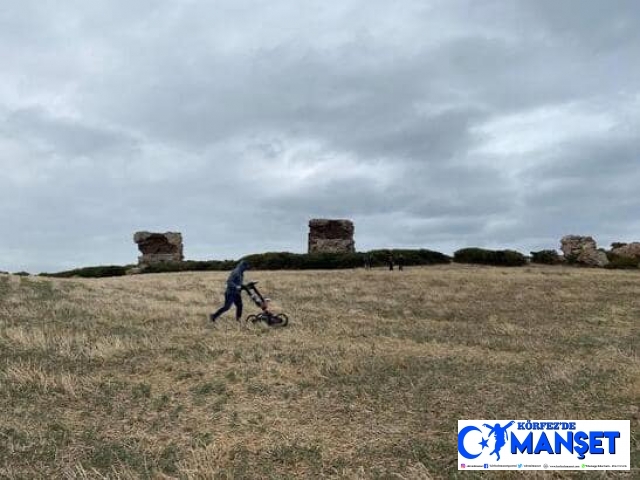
[{"xmin": 0, "ymin": 266, "xmax": 638, "ymax": 479}]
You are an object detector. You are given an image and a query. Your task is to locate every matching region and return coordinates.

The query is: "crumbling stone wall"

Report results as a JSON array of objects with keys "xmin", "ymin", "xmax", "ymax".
[
  {"xmin": 610, "ymin": 242, "xmax": 640, "ymax": 261},
  {"xmin": 308, "ymin": 219, "xmax": 355, "ymax": 254},
  {"xmin": 560, "ymin": 235, "xmax": 608, "ymax": 267},
  {"xmin": 134, "ymin": 231, "xmax": 184, "ymax": 265}
]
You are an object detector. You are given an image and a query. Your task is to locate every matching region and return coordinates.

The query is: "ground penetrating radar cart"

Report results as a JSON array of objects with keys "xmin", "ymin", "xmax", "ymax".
[{"xmin": 241, "ymin": 281, "xmax": 289, "ymax": 327}]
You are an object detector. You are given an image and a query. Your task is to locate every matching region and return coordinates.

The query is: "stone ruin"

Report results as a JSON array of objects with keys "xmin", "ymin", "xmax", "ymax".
[
  {"xmin": 609, "ymin": 242, "xmax": 640, "ymax": 262},
  {"xmin": 134, "ymin": 231, "xmax": 184, "ymax": 266},
  {"xmin": 308, "ymin": 219, "xmax": 355, "ymax": 254},
  {"xmin": 560, "ymin": 235, "xmax": 609, "ymax": 267}
]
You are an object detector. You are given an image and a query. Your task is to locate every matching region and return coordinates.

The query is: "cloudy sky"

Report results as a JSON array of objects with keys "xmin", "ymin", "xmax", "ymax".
[{"xmin": 1, "ymin": 0, "xmax": 638, "ymax": 273}]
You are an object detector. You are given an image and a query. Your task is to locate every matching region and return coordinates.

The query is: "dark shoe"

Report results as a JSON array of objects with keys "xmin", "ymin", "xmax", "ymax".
[{"xmin": 209, "ymin": 314, "xmax": 216, "ymax": 323}]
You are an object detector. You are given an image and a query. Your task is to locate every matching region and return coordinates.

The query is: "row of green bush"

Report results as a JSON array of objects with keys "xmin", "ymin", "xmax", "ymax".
[
  {"xmin": 453, "ymin": 248, "xmax": 528, "ymax": 267},
  {"xmin": 605, "ymin": 253, "xmax": 640, "ymax": 269},
  {"xmin": 40, "ymin": 265, "xmax": 132, "ymax": 278},
  {"xmin": 243, "ymin": 249, "xmax": 451, "ymax": 270},
  {"xmin": 40, "ymin": 249, "xmax": 451, "ymax": 277},
  {"xmin": 142, "ymin": 248, "xmax": 451, "ymax": 272},
  {"xmin": 141, "ymin": 259, "xmax": 238, "ymax": 274},
  {"xmin": 40, "ymin": 247, "xmax": 638, "ymax": 278},
  {"xmin": 529, "ymin": 250, "xmax": 563, "ymax": 265}
]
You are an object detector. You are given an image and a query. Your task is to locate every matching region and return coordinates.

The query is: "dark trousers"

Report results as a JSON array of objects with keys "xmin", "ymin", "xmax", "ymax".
[{"xmin": 211, "ymin": 288, "xmax": 243, "ymax": 321}]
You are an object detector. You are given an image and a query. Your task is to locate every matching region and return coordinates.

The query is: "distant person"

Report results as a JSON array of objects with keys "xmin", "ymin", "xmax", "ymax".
[
  {"xmin": 364, "ymin": 253, "xmax": 372, "ymax": 269},
  {"xmin": 210, "ymin": 260, "xmax": 250, "ymax": 323},
  {"xmin": 397, "ymin": 254, "xmax": 404, "ymax": 271},
  {"xmin": 388, "ymin": 252, "xmax": 394, "ymax": 271}
]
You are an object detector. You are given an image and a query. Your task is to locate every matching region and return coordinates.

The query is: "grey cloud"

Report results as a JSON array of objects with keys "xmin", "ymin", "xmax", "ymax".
[
  {"xmin": 2, "ymin": 107, "xmax": 138, "ymax": 157},
  {"xmin": 0, "ymin": 0, "xmax": 639, "ymax": 272}
]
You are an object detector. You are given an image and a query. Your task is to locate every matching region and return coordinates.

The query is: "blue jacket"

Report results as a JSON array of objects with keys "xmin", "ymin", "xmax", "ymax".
[{"xmin": 226, "ymin": 261, "xmax": 249, "ymax": 292}]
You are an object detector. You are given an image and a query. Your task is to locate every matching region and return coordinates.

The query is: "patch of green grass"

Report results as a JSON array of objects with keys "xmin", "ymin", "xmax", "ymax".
[
  {"xmin": 246, "ymin": 382, "xmax": 271, "ymax": 396},
  {"xmin": 210, "ymin": 396, "xmax": 228, "ymax": 415},
  {"xmin": 225, "ymin": 370, "xmax": 239, "ymax": 383},
  {"xmin": 158, "ymin": 443, "xmax": 181, "ymax": 474},
  {"xmin": 191, "ymin": 380, "xmax": 227, "ymax": 396},
  {"xmin": 0, "ymin": 427, "xmax": 31, "ymax": 459},
  {"xmin": 268, "ymin": 442, "xmax": 323, "ymax": 470},
  {"xmin": 190, "ymin": 432, "xmax": 214, "ymax": 448},
  {"xmin": 0, "ymin": 423, "xmax": 71, "ymax": 470},
  {"xmin": 152, "ymin": 393, "xmax": 171, "ymax": 411},
  {"xmin": 131, "ymin": 382, "xmax": 152, "ymax": 399},
  {"xmin": 86, "ymin": 437, "xmax": 150, "ymax": 475}
]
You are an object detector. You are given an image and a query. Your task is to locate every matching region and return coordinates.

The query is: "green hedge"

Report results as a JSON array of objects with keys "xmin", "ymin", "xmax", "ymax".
[
  {"xmin": 364, "ymin": 249, "xmax": 451, "ymax": 267},
  {"xmin": 453, "ymin": 248, "xmax": 527, "ymax": 267},
  {"xmin": 530, "ymin": 250, "xmax": 562, "ymax": 265},
  {"xmin": 241, "ymin": 252, "xmax": 362, "ymax": 270},
  {"xmin": 605, "ymin": 254, "xmax": 639, "ymax": 270},
  {"xmin": 141, "ymin": 259, "xmax": 237, "ymax": 274},
  {"xmin": 40, "ymin": 249, "xmax": 451, "ymax": 278},
  {"xmin": 41, "ymin": 265, "xmax": 130, "ymax": 278},
  {"xmin": 242, "ymin": 249, "xmax": 450, "ymax": 270}
]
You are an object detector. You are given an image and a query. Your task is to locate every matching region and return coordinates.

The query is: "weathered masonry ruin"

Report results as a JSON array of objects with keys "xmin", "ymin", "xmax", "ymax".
[
  {"xmin": 308, "ymin": 219, "xmax": 355, "ymax": 254},
  {"xmin": 134, "ymin": 231, "xmax": 184, "ymax": 266}
]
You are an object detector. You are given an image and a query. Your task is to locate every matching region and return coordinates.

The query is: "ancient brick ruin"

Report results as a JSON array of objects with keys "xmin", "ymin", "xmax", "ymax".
[
  {"xmin": 308, "ymin": 219, "xmax": 355, "ymax": 254},
  {"xmin": 134, "ymin": 231, "xmax": 184, "ymax": 265},
  {"xmin": 610, "ymin": 242, "xmax": 640, "ymax": 261},
  {"xmin": 560, "ymin": 235, "xmax": 609, "ymax": 267}
]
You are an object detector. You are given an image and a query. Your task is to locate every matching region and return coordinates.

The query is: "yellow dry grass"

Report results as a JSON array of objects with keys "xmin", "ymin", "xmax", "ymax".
[{"xmin": 0, "ymin": 265, "xmax": 638, "ymax": 479}]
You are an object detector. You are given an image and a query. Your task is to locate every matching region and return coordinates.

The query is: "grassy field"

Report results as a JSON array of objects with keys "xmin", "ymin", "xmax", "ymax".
[{"xmin": 0, "ymin": 265, "xmax": 638, "ymax": 479}]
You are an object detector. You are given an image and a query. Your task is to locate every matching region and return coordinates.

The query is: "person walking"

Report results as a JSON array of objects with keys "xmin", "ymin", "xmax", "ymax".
[
  {"xmin": 209, "ymin": 260, "xmax": 250, "ymax": 323},
  {"xmin": 397, "ymin": 253, "xmax": 404, "ymax": 271},
  {"xmin": 364, "ymin": 253, "xmax": 372, "ymax": 269},
  {"xmin": 387, "ymin": 252, "xmax": 394, "ymax": 271}
]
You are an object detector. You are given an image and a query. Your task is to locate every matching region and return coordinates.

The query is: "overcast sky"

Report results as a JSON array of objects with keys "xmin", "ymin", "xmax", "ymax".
[{"xmin": 1, "ymin": 0, "xmax": 639, "ymax": 273}]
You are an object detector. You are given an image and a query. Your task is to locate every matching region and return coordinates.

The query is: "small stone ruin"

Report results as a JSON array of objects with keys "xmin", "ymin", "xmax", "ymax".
[
  {"xmin": 308, "ymin": 219, "xmax": 355, "ymax": 254},
  {"xmin": 610, "ymin": 242, "xmax": 640, "ymax": 261},
  {"xmin": 560, "ymin": 235, "xmax": 609, "ymax": 267},
  {"xmin": 134, "ymin": 231, "xmax": 184, "ymax": 266}
]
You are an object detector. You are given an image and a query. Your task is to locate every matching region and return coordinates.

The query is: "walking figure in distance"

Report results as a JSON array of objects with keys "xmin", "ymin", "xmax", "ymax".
[
  {"xmin": 397, "ymin": 253, "xmax": 404, "ymax": 271},
  {"xmin": 210, "ymin": 260, "xmax": 249, "ymax": 323},
  {"xmin": 387, "ymin": 252, "xmax": 394, "ymax": 271}
]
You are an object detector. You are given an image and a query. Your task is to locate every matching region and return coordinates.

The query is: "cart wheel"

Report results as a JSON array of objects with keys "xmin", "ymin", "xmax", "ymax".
[{"xmin": 274, "ymin": 313, "xmax": 289, "ymax": 327}]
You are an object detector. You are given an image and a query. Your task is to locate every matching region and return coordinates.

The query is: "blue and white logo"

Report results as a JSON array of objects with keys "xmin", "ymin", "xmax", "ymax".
[{"xmin": 458, "ymin": 420, "xmax": 630, "ymax": 471}]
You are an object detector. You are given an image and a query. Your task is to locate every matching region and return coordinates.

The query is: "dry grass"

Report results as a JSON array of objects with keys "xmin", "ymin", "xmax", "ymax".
[{"xmin": 0, "ymin": 265, "xmax": 638, "ymax": 479}]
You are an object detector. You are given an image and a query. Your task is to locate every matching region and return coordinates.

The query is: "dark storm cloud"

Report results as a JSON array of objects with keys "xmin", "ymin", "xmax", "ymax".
[{"xmin": 0, "ymin": 0, "xmax": 638, "ymax": 272}]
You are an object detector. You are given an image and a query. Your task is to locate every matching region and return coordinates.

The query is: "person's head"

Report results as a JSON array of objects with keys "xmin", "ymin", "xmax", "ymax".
[{"xmin": 238, "ymin": 260, "xmax": 250, "ymax": 271}]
